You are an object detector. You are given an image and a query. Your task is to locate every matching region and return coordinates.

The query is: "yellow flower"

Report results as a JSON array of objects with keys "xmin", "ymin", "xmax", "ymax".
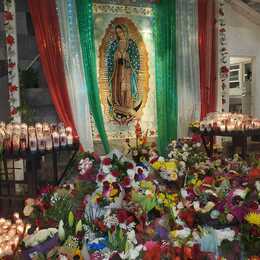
[
  {"xmin": 152, "ymin": 161, "xmax": 162, "ymax": 170},
  {"xmin": 245, "ymin": 212, "xmax": 260, "ymax": 226},
  {"xmin": 73, "ymin": 248, "xmax": 83, "ymax": 260},
  {"xmin": 194, "ymin": 180, "xmax": 202, "ymax": 187},
  {"xmin": 110, "ymin": 188, "xmax": 119, "ymax": 197},
  {"xmin": 170, "ymin": 172, "xmax": 178, "ymax": 181},
  {"xmin": 158, "ymin": 193, "xmax": 166, "ymax": 203},
  {"xmin": 169, "ymin": 230, "xmax": 177, "ymax": 239},
  {"xmin": 164, "ymin": 161, "xmax": 177, "ymax": 171}
]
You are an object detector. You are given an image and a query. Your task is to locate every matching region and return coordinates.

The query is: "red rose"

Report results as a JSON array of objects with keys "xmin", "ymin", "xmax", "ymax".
[
  {"xmin": 8, "ymin": 62, "xmax": 16, "ymax": 69},
  {"xmin": 111, "ymin": 170, "xmax": 120, "ymax": 177},
  {"xmin": 126, "ymin": 215, "xmax": 135, "ymax": 224},
  {"xmin": 179, "ymin": 209, "xmax": 195, "ymax": 228},
  {"xmin": 127, "ymin": 162, "xmax": 134, "ymax": 169},
  {"xmin": 6, "ymin": 34, "xmax": 15, "ymax": 45},
  {"xmin": 102, "ymin": 157, "xmax": 112, "ymax": 166},
  {"xmin": 221, "ymin": 66, "xmax": 229, "ymax": 74},
  {"xmin": 8, "ymin": 84, "xmax": 17, "ymax": 92},
  {"xmin": 192, "ymin": 134, "xmax": 201, "ymax": 143},
  {"xmin": 35, "ymin": 218, "xmax": 41, "ymax": 227},
  {"xmin": 94, "ymin": 219, "xmax": 106, "ymax": 232},
  {"xmin": 248, "ymin": 201, "xmax": 258, "ymax": 211},
  {"xmin": 4, "ymin": 11, "xmax": 13, "ymax": 21},
  {"xmin": 203, "ymin": 176, "xmax": 214, "ymax": 185},
  {"xmin": 92, "ymin": 152, "xmax": 100, "ymax": 163},
  {"xmin": 116, "ymin": 209, "xmax": 129, "ymax": 223},
  {"xmin": 10, "ymin": 107, "xmax": 17, "ymax": 115},
  {"xmin": 97, "ymin": 173, "xmax": 105, "ymax": 182},
  {"xmin": 122, "ymin": 176, "xmax": 130, "ymax": 187}
]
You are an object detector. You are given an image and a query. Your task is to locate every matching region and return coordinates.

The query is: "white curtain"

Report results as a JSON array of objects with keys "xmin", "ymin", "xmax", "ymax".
[
  {"xmin": 176, "ymin": 0, "xmax": 201, "ymax": 137},
  {"xmin": 56, "ymin": 0, "xmax": 93, "ymax": 151}
]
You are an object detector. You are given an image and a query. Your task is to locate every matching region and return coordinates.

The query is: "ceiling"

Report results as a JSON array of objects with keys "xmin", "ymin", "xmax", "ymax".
[
  {"xmin": 242, "ymin": 0, "xmax": 260, "ymax": 13},
  {"xmin": 226, "ymin": 0, "xmax": 260, "ymax": 26}
]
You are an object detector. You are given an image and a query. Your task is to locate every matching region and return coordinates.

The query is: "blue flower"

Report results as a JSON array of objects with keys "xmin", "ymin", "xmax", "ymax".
[{"xmin": 87, "ymin": 237, "xmax": 107, "ymax": 251}]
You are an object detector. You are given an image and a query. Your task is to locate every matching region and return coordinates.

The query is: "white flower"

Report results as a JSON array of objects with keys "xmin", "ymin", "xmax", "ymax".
[
  {"xmin": 256, "ymin": 181, "xmax": 260, "ymax": 192},
  {"xmin": 177, "ymin": 202, "xmax": 184, "ymax": 209},
  {"xmin": 193, "ymin": 201, "xmax": 215, "ymax": 213},
  {"xmin": 127, "ymin": 169, "xmax": 135, "ymax": 180},
  {"xmin": 127, "ymin": 230, "xmax": 137, "ymax": 244},
  {"xmin": 226, "ymin": 213, "xmax": 234, "ymax": 223},
  {"xmin": 192, "ymin": 230, "xmax": 201, "ymax": 242},
  {"xmin": 174, "ymin": 227, "xmax": 191, "ymax": 239},
  {"xmin": 58, "ymin": 220, "xmax": 65, "ymax": 241},
  {"xmin": 79, "ymin": 158, "xmax": 93, "ymax": 175},
  {"xmin": 158, "ymin": 156, "xmax": 165, "ymax": 162},
  {"xmin": 215, "ymin": 228, "xmax": 235, "ymax": 246},
  {"xmin": 104, "ymin": 214, "xmax": 119, "ymax": 228},
  {"xmin": 233, "ymin": 188, "xmax": 248, "ymax": 199},
  {"xmin": 120, "ymin": 244, "xmax": 143, "ymax": 259},
  {"xmin": 102, "ymin": 165, "xmax": 112, "ymax": 174},
  {"xmin": 23, "ymin": 228, "xmax": 57, "ymax": 247},
  {"xmin": 179, "ymin": 161, "xmax": 186, "ymax": 169},
  {"xmin": 180, "ymin": 188, "xmax": 188, "ymax": 199},
  {"xmin": 104, "ymin": 174, "xmax": 117, "ymax": 184},
  {"xmin": 183, "ymin": 143, "xmax": 188, "ymax": 150},
  {"xmin": 210, "ymin": 210, "xmax": 220, "ymax": 219}
]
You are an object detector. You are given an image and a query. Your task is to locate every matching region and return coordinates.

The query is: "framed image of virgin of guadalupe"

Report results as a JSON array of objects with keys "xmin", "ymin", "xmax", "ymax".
[{"xmin": 99, "ymin": 17, "xmax": 149, "ymax": 125}]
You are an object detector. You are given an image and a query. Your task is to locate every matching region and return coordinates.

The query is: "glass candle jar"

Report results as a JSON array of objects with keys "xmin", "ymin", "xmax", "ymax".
[
  {"xmin": 52, "ymin": 131, "xmax": 60, "ymax": 149},
  {"xmin": 29, "ymin": 134, "xmax": 37, "ymax": 152}
]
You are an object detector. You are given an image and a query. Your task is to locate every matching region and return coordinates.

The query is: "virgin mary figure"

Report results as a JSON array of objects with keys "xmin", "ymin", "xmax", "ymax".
[{"xmin": 106, "ymin": 24, "xmax": 141, "ymax": 119}]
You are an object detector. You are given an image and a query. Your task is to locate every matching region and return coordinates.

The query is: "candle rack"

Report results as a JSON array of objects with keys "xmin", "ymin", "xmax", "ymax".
[{"xmin": 0, "ymin": 122, "xmax": 79, "ymax": 215}]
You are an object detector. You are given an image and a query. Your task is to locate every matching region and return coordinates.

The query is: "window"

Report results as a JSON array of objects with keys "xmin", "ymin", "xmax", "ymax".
[{"xmin": 229, "ymin": 64, "xmax": 241, "ymax": 88}]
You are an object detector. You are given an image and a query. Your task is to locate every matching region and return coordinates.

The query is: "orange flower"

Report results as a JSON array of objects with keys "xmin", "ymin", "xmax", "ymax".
[{"xmin": 249, "ymin": 167, "xmax": 260, "ymax": 183}]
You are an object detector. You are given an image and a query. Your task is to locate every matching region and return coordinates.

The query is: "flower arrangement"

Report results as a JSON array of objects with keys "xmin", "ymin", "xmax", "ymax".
[
  {"xmin": 16, "ymin": 140, "xmax": 260, "ymax": 258},
  {"xmin": 126, "ymin": 120, "xmax": 157, "ymax": 163}
]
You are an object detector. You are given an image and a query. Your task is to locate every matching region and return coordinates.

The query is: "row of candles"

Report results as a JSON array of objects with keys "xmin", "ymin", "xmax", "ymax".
[
  {"xmin": 199, "ymin": 112, "xmax": 260, "ymax": 132},
  {"xmin": 0, "ymin": 122, "xmax": 75, "ymax": 153},
  {"xmin": 0, "ymin": 213, "xmax": 30, "ymax": 258}
]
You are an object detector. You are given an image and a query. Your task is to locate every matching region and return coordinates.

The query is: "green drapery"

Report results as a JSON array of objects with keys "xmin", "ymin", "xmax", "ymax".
[
  {"xmin": 75, "ymin": 0, "xmax": 110, "ymax": 153},
  {"xmin": 153, "ymin": 0, "xmax": 178, "ymax": 154}
]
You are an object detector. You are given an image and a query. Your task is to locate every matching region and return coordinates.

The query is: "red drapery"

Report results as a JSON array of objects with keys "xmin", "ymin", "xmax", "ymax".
[
  {"xmin": 28, "ymin": 0, "xmax": 77, "ymax": 135},
  {"xmin": 198, "ymin": 0, "xmax": 217, "ymax": 119}
]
